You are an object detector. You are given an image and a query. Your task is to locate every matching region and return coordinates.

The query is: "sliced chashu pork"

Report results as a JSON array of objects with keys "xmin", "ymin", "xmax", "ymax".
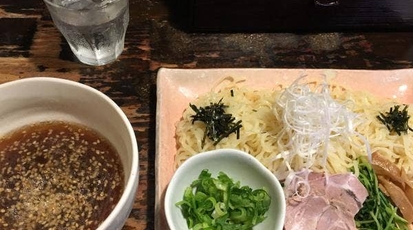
[{"xmin": 284, "ymin": 172, "xmax": 368, "ymax": 230}]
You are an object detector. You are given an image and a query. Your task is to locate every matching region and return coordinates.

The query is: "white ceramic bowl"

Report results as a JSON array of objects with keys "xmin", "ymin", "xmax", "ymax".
[
  {"xmin": 0, "ymin": 77, "xmax": 139, "ymax": 230},
  {"xmin": 164, "ymin": 148, "xmax": 286, "ymax": 230}
]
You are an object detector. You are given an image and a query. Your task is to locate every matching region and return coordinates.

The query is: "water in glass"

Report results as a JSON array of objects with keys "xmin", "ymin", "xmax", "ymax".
[{"xmin": 45, "ymin": 0, "xmax": 129, "ymax": 66}]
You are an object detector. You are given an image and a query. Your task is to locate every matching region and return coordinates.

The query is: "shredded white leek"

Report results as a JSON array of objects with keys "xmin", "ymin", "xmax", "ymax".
[{"xmin": 273, "ymin": 75, "xmax": 371, "ymax": 196}]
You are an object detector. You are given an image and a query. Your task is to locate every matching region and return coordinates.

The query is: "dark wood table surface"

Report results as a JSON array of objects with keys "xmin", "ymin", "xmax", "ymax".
[{"xmin": 1, "ymin": 0, "xmax": 413, "ymax": 229}]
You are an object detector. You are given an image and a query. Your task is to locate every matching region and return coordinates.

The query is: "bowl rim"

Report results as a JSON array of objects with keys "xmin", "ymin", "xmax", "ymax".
[
  {"xmin": 0, "ymin": 77, "xmax": 139, "ymax": 230},
  {"xmin": 164, "ymin": 148, "xmax": 286, "ymax": 230}
]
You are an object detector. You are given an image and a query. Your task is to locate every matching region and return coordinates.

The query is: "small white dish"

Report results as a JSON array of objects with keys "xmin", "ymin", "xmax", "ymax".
[{"xmin": 164, "ymin": 148, "xmax": 286, "ymax": 230}]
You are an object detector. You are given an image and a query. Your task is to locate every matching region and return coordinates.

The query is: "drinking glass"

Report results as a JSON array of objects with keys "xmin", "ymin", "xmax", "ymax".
[{"xmin": 43, "ymin": 0, "xmax": 129, "ymax": 66}]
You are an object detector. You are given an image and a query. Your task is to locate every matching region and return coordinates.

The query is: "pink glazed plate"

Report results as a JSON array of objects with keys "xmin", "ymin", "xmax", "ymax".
[{"xmin": 155, "ymin": 68, "xmax": 413, "ymax": 230}]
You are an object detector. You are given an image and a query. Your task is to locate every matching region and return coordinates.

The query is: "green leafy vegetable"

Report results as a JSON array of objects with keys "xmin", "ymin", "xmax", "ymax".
[
  {"xmin": 190, "ymin": 99, "xmax": 242, "ymax": 147},
  {"xmin": 176, "ymin": 169, "xmax": 271, "ymax": 230},
  {"xmin": 352, "ymin": 157, "xmax": 408, "ymax": 230},
  {"xmin": 377, "ymin": 104, "xmax": 413, "ymax": 135}
]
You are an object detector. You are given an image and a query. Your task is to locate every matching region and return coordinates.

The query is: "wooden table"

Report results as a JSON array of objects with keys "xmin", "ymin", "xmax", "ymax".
[{"xmin": 1, "ymin": 0, "xmax": 413, "ymax": 229}]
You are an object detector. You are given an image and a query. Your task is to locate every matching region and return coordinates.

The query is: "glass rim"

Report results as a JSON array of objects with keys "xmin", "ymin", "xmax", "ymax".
[{"xmin": 43, "ymin": 0, "xmax": 127, "ymax": 10}]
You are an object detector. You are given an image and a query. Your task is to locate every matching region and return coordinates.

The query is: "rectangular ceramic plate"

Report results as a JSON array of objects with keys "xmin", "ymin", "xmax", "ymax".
[{"xmin": 155, "ymin": 68, "xmax": 413, "ymax": 230}]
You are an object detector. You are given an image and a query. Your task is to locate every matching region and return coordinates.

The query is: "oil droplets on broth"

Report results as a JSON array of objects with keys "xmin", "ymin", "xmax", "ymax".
[{"xmin": 0, "ymin": 121, "xmax": 124, "ymax": 229}]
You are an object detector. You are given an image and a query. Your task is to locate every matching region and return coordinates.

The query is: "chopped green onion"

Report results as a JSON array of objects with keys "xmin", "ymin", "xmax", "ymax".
[{"xmin": 176, "ymin": 169, "xmax": 271, "ymax": 230}]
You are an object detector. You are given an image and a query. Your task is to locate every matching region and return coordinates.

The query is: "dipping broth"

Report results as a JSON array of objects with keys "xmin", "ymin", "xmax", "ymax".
[{"xmin": 0, "ymin": 121, "xmax": 124, "ymax": 229}]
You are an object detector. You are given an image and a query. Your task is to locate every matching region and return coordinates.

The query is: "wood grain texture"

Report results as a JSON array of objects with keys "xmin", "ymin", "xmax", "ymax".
[{"xmin": 1, "ymin": 0, "xmax": 413, "ymax": 229}]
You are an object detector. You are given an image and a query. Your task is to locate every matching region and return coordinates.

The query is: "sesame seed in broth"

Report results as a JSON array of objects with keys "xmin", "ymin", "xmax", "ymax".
[{"xmin": 0, "ymin": 121, "xmax": 124, "ymax": 229}]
